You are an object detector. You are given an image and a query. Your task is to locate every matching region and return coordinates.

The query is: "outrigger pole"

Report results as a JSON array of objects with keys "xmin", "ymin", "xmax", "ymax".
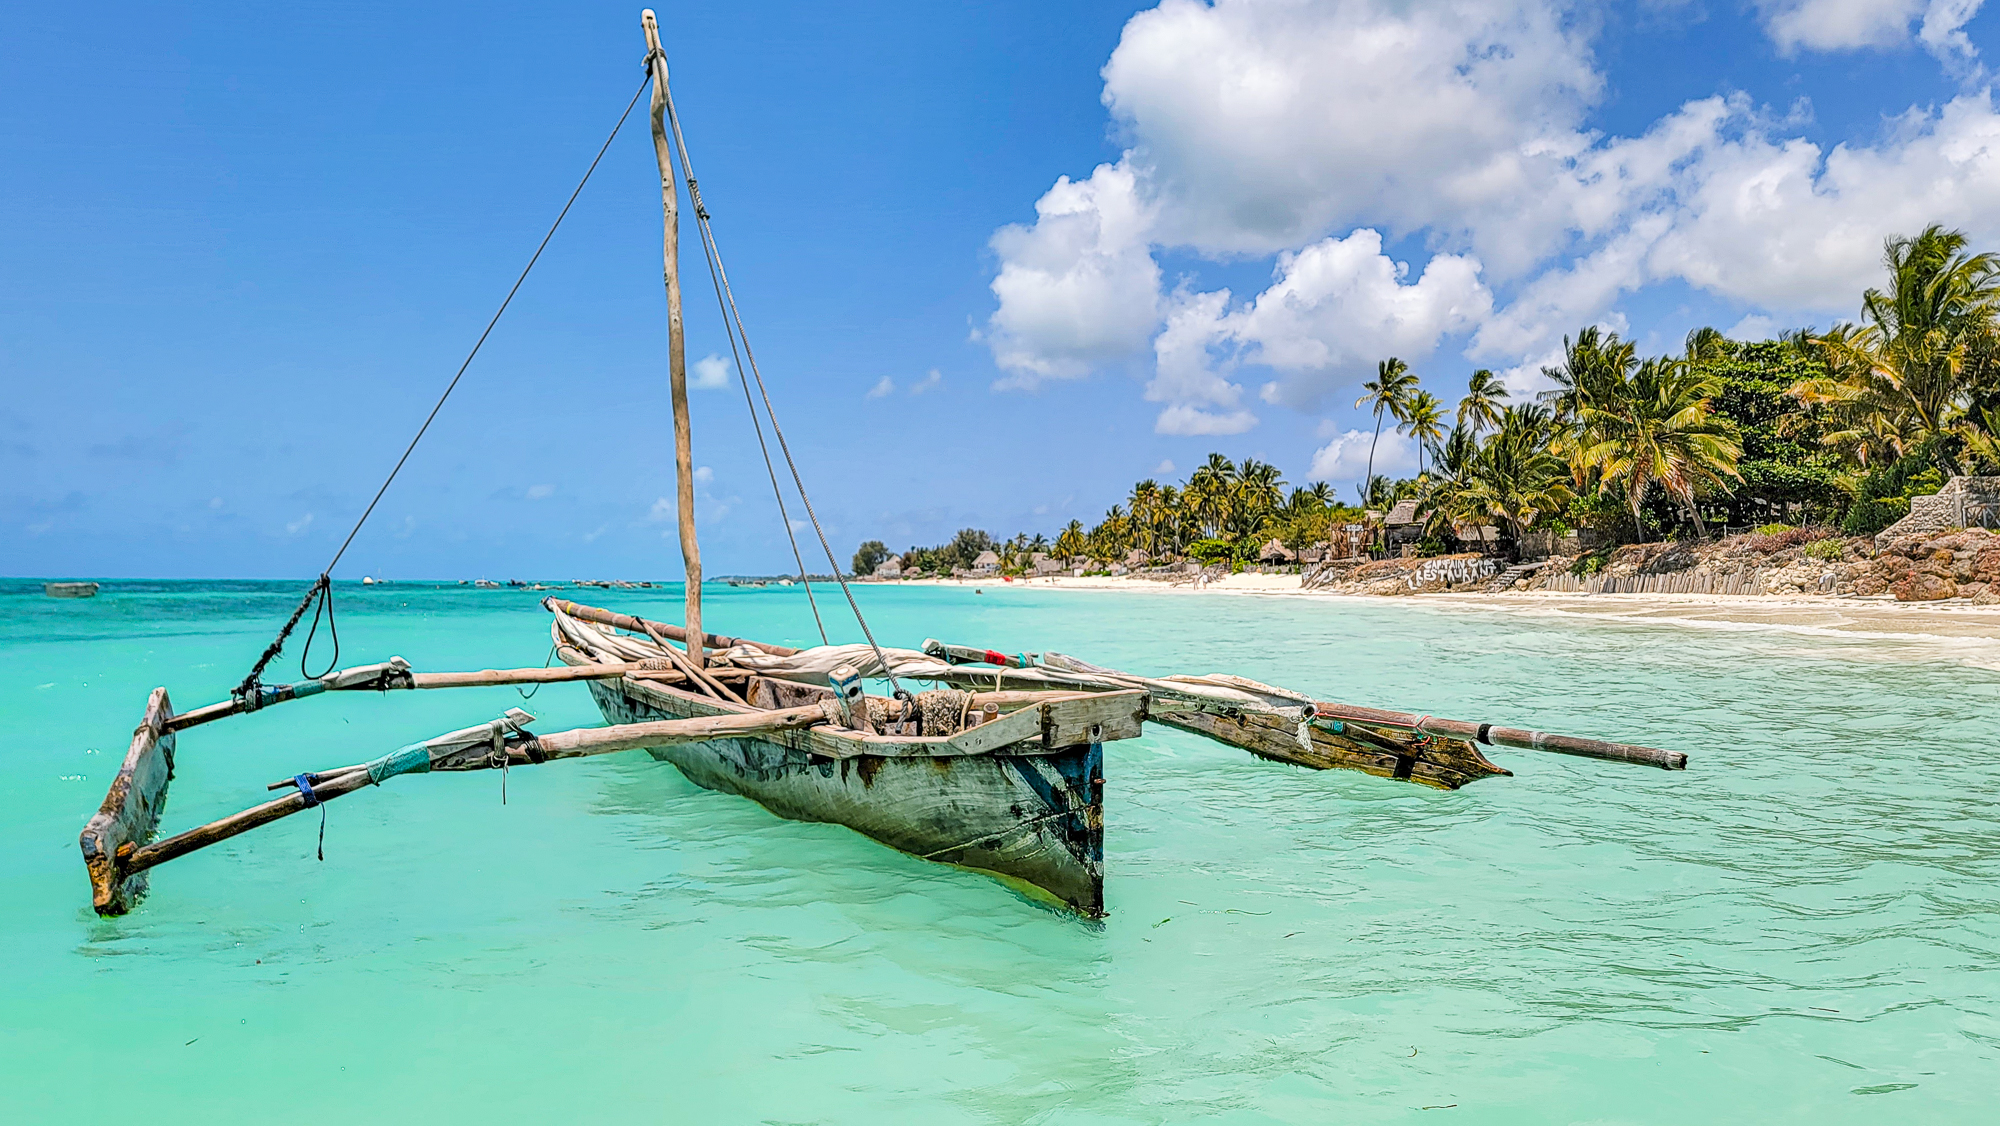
[
  {"xmin": 643, "ymin": 8, "xmax": 704, "ymax": 668},
  {"xmin": 82, "ymin": 697, "xmax": 830, "ymax": 916}
]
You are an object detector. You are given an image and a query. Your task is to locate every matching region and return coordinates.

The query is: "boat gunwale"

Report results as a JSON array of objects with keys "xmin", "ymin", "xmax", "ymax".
[{"xmin": 554, "ymin": 647, "xmax": 1144, "ymax": 759}]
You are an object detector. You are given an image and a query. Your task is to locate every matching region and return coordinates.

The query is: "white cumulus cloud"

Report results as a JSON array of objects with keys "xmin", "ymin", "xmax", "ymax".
[
  {"xmin": 1757, "ymin": 0, "xmax": 1984, "ymax": 67},
  {"xmin": 1307, "ymin": 428, "xmax": 1416, "ymax": 486},
  {"xmin": 986, "ymin": 161, "xmax": 1160, "ymax": 386},
  {"xmin": 691, "ymin": 353, "xmax": 731, "ymax": 390},
  {"xmin": 980, "ymin": 0, "xmax": 2000, "ymax": 464}
]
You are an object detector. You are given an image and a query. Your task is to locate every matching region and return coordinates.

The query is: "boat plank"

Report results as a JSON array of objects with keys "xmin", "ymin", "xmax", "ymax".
[{"xmin": 79, "ymin": 688, "xmax": 176, "ymax": 915}]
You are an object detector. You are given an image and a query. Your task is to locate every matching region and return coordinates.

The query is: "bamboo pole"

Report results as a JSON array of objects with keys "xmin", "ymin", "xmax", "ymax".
[
  {"xmin": 162, "ymin": 661, "xmax": 669, "ymax": 733},
  {"xmin": 409, "ymin": 663, "xmax": 664, "ymax": 689},
  {"xmin": 121, "ymin": 705, "xmax": 828, "ymax": 879},
  {"xmin": 1313, "ymin": 702, "xmax": 1685, "ymax": 770},
  {"xmin": 545, "ymin": 598, "xmax": 800, "ymax": 656},
  {"xmin": 642, "ymin": 9, "xmax": 703, "ymax": 668},
  {"xmin": 633, "ymin": 616, "xmax": 747, "ymax": 705}
]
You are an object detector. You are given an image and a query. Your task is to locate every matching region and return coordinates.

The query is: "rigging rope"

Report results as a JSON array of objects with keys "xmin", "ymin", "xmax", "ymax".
[
  {"xmin": 640, "ymin": 49, "xmax": 827, "ymax": 646},
  {"xmin": 655, "ymin": 60, "xmax": 904, "ymax": 699},
  {"xmin": 234, "ymin": 78, "xmax": 650, "ymax": 700}
]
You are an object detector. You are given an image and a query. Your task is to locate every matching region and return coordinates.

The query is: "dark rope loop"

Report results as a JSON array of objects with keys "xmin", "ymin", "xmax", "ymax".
[
  {"xmin": 233, "ymin": 576, "xmax": 328, "ymax": 701},
  {"xmin": 228, "ymin": 80, "xmax": 647, "ymax": 697},
  {"xmin": 299, "ymin": 580, "xmax": 340, "ymax": 681},
  {"xmin": 517, "ymin": 642, "xmax": 558, "ymax": 700}
]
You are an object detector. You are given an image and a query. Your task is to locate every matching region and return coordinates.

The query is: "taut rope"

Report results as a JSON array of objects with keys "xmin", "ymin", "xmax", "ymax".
[
  {"xmin": 234, "ymin": 78, "xmax": 650, "ymax": 702},
  {"xmin": 652, "ymin": 53, "xmax": 904, "ymax": 701}
]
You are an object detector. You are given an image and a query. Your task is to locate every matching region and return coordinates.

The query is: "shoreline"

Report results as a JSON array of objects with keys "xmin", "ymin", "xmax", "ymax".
[{"xmin": 889, "ymin": 572, "xmax": 2000, "ymax": 648}]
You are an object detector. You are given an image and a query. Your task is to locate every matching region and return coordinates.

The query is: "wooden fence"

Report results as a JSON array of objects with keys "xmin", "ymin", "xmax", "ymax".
[{"xmin": 1539, "ymin": 569, "xmax": 1767, "ymax": 595}]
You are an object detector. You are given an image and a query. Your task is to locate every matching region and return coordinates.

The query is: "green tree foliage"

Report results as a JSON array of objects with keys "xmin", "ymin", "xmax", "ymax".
[
  {"xmin": 857, "ymin": 226, "xmax": 2000, "ymax": 563},
  {"xmin": 1457, "ymin": 369, "xmax": 1509, "ymax": 435},
  {"xmin": 1577, "ymin": 356, "xmax": 1742, "ymax": 537},
  {"xmin": 1698, "ymin": 337, "xmax": 1846, "ymax": 523},
  {"xmin": 1805, "ymin": 226, "xmax": 2000, "ymax": 473},
  {"xmin": 1356, "ymin": 358, "xmax": 1417, "ymax": 504},
  {"xmin": 851, "ymin": 540, "xmax": 889, "ymax": 576},
  {"xmin": 1401, "ymin": 390, "xmax": 1446, "ymax": 476}
]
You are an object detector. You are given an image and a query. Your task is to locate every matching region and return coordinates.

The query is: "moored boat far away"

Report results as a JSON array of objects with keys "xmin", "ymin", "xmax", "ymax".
[
  {"xmin": 44, "ymin": 581, "xmax": 99, "ymax": 599},
  {"xmin": 71, "ymin": 9, "xmax": 1685, "ymax": 924}
]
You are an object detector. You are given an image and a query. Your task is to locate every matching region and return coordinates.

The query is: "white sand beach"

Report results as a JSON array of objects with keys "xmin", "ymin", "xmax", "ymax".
[{"xmin": 901, "ymin": 571, "xmax": 2000, "ymax": 644}]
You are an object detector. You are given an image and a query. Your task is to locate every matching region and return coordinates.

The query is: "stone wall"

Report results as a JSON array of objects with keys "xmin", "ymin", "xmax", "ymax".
[{"xmin": 1874, "ymin": 476, "xmax": 2000, "ymax": 548}]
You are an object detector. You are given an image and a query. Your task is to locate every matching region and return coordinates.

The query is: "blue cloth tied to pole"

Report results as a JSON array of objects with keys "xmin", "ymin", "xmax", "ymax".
[
  {"xmin": 365, "ymin": 742, "xmax": 434, "ymax": 785},
  {"xmin": 291, "ymin": 773, "xmax": 321, "ymax": 807}
]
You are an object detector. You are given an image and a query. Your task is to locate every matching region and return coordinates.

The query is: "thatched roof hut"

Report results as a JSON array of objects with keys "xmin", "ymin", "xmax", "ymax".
[{"xmin": 1258, "ymin": 538, "xmax": 1296, "ymax": 563}]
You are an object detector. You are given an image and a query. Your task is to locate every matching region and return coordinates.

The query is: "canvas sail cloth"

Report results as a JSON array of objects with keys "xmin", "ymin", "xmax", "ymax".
[{"xmin": 550, "ymin": 604, "xmax": 1317, "ymax": 743}]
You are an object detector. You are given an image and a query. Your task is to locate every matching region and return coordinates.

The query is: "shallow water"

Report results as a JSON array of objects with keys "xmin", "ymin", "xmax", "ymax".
[{"xmin": 3, "ymin": 579, "xmax": 1997, "ymax": 1123}]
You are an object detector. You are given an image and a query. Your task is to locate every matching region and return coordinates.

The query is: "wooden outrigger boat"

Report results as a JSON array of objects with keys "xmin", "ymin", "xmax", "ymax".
[{"xmin": 77, "ymin": 11, "xmax": 1686, "ymax": 921}]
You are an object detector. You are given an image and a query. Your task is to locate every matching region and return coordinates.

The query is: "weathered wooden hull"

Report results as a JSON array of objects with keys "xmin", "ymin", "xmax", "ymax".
[{"xmin": 586, "ymin": 676, "xmax": 1108, "ymax": 915}]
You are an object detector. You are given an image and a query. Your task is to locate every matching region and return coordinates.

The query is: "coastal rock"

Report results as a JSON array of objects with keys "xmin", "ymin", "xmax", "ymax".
[
  {"xmin": 1975, "ymin": 548, "xmax": 2000, "ymax": 582},
  {"xmin": 1636, "ymin": 544, "xmax": 1699, "ymax": 574},
  {"xmin": 1852, "ymin": 572, "xmax": 1889, "ymax": 596},
  {"xmin": 1764, "ymin": 562, "xmax": 1838, "ymax": 595},
  {"xmin": 1892, "ymin": 573, "xmax": 1958, "ymax": 601}
]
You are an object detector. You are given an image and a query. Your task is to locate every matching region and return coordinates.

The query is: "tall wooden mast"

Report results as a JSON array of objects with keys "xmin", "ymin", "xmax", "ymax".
[{"xmin": 642, "ymin": 8, "xmax": 702, "ymax": 665}]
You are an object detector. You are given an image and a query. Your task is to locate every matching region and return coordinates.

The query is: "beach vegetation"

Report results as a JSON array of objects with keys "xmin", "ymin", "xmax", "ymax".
[
  {"xmin": 861, "ymin": 225, "xmax": 2000, "ymax": 571},
  {"xmin": 852, "ymin": 540, "xmax": 889, "ymax": 576}
]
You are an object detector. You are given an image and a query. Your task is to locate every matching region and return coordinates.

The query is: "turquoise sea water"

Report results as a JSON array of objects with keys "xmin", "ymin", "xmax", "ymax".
[{"xmin": 3, "ymin": 578, "xmax": 1997, "ymax": 1123}]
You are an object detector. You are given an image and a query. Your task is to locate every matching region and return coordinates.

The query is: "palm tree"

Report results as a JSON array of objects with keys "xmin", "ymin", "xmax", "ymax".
[
  {"xmin": 1093, "ymin": 505, "xmax": 1130, "ymax": 559},
  {"xmin": 1579, "ymin": 357, "xmax": 1742, "ymax": 538},
  {"xmin": 1156, "ymin": 485, "xmax": 1183, "ymax": 554},
  {"xmin": 1356, "ymin": 358, "xmax": 1417, "ymax": 505},
  {"xmin": 1457, "ymin": 369, "xmax": 1509, "ymax": 435},
  {"xmin": 1184, "ymin": 458, "xmax": 1238, "ymax": 539},
  {"xmin": 1232, "ymin": 459, "xmax": 1285, "ymax": 538},
  {"xmin": 1127, "ymin": 479, "xmax": 1160, "ymax": 549},
  {"xmin": 1054, "ymin": 520, "xmax": 1086, "ymax": 561},
  {"xmin": 1401, "ymin": 390, "xmax": 1446, "ymax": 476},
  {"xmin": 1801, "ymin": 225, "xmax": 2000, "ymax": 474},
  {"xmin": 1684, "ymin": 326, "xmax": 1730, "ymax": 364},
  {"xmin": 1541, "ymin": 327, "xmax": 1637, "ymax": 424},
  {"xmin": 1450, "ymin": 406, "xmax": 1573, "ymax": 545}
]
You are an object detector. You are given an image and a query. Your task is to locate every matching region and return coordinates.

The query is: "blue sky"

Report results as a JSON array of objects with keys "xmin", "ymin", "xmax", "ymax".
[{"xmin": 5, "ymin": 0, "xmax": 1998, "ymax": 578}]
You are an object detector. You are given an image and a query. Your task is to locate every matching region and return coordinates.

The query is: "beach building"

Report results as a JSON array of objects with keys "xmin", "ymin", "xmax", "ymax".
[
  {"xmin": 872, "ymin": 558, "xmax": 902, "ymax": 578},
  {"xmin": 1383, "ymin": 500, "xmax": 1425, "ymax": 553},
  {"xmin": 971, "ymin": 550, "xmax": 1001, "ymax": 575},
  {"xmin": 1258, "ymin": 538, "xmax": 1296, "ymax": 564},
  {"xmin": 1031, "ymin": 553, "xmax": 1063, "ymax": 576},
  {"xmin": 1452, "ymin": 524, "xmax": 1501, "ymax": 550}
]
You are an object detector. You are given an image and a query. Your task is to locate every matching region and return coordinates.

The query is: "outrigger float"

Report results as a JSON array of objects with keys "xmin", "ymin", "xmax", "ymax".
[{"xmin": 79, "ymin": 12, "xmax": 1685, "ymax": 920}]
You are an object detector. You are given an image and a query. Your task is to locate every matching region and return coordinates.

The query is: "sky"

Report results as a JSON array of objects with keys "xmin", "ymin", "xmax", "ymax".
[{"xmin": 6, "ymin": 0, "xmax": 2000, "ymax": 579}]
